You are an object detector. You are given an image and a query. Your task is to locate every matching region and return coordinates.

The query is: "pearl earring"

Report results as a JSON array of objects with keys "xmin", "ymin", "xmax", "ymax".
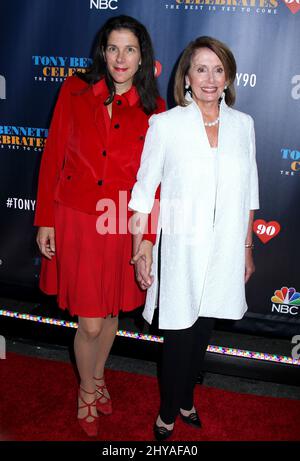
[{"xmin": 221, "ymin": 85, "xmax": 228, "ymax": 100}]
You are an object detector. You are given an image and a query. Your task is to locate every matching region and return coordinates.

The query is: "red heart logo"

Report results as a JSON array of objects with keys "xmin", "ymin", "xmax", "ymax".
[
  {"xmin": 253, "ymin": 220, "xmax": 281, "ymax": 244},
  {"xmin": 282, "ymin": 0, "xmax": 300, "ymax": 14}
]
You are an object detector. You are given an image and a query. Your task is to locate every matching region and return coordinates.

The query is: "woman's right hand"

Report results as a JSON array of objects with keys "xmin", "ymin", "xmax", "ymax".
[
  {"xmin": 36, "ymin": 227, "xmax": 56, "ymax": 260},
  {"xmin": 131, "ymin": 240, "xmax": 154, "ymax": 290}
]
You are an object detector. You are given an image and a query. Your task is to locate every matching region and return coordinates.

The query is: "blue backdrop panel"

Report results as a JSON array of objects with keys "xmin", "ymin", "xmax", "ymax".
[{"xmin": 0, "ymin": 0, "xmax": 299, "ymax": 336}]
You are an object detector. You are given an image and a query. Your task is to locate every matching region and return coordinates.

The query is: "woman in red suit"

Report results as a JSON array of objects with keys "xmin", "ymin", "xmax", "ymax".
[{"xmin": 34, "ymin": 15, "xmax": 165, "ymax": 437}]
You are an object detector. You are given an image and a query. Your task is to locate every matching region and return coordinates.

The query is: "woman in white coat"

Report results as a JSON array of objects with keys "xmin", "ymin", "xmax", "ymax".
[{"xmin": 129, "ymin": 36, "xmax": 259, "ymax": 440}]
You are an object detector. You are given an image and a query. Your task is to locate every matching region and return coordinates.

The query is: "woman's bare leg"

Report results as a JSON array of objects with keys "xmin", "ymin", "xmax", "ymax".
[
  {"xmin": 74, "ymin": 316, "xmax": 105, "ymax": 421},
  {"xmin": 94, "ymin": 315, "xmax": 118, "ymax": 400}
]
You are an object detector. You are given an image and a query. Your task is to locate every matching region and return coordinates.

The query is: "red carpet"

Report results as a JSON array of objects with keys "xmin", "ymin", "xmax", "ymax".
[{"xmin": 1, "ymin": 352, "xmax": 300, "ymax": 441}]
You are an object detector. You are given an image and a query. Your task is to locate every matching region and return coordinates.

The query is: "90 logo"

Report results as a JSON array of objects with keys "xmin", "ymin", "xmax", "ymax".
[{"xmin": 253, "ymin": 220, "xmax": 281, "ymax": 243}]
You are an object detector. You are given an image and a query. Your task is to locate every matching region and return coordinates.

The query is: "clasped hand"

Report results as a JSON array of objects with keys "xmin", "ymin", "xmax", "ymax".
[{"xmin": 131, "ymin": 240, "xmax": 154, "ymax": 290}]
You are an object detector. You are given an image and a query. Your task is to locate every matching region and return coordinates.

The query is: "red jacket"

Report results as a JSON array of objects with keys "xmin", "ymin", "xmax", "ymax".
[{"xmin": 34, "ymin": 76, "xmax": 165, "ymax": 240}]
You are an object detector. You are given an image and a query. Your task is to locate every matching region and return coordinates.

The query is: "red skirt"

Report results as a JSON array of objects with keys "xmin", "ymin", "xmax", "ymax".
[{"xmin": 39, "ymin": 203, "xmax": 145, "ymax": 318}]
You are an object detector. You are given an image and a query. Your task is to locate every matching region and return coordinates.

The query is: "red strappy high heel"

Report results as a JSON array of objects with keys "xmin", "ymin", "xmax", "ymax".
[
  {"xmin": 77, "ymin": 387, "xmax": 99, "ymax": 437},
  {"xmin": 94, "ymin": 376, "xmax": 112, "ymax": 415}
]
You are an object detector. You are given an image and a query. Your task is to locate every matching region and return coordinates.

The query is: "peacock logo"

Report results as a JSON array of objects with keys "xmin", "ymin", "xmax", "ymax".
[
  {"xmin": 271, "ymin": 287, "xmax": 300, "ymax": 306},
  {"xmin": 271, "ymin": 287, "xmax": 300, "ymax": 316}
]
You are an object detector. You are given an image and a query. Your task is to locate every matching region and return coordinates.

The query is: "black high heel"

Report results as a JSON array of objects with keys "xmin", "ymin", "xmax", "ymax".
[
  {"xmin": 180, "ymin": 409, "xmax": 201, "ymax": 428},
  {"xmin": 153, "ymin": 421, "xmax": 174, "ymax": 441}
]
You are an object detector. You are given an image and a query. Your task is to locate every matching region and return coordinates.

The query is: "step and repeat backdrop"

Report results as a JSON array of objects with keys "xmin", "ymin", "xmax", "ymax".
[{"xmin": 0, "ymin": 0, "xmax": 299, "ymax": 337}]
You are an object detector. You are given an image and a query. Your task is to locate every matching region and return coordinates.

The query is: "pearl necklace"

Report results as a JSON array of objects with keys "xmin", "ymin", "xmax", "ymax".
[{"xmin": 204, "ymin": 117, "xmax": 220, "ymax": 127}]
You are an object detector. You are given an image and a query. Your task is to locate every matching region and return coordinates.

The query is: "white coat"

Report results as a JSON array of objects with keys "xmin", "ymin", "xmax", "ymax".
[{"xmin": 129, "ymin": 96, "xmax": 259, "ymax": 330}]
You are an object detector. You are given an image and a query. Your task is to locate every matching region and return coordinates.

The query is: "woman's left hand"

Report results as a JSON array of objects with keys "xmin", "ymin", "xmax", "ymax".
[
  {"xmin": 245, "ymin": 249, "xmax": 255, "ymax": 283},
  {"xmin": 131, "ymin": 240, "xmax": 154, "ymax": 290}
]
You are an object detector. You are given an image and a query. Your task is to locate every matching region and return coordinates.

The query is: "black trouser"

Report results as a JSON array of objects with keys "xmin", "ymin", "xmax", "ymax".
[{"xmin": 159, "ymin": 316, "xmax": 215, "ymax": 424}]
